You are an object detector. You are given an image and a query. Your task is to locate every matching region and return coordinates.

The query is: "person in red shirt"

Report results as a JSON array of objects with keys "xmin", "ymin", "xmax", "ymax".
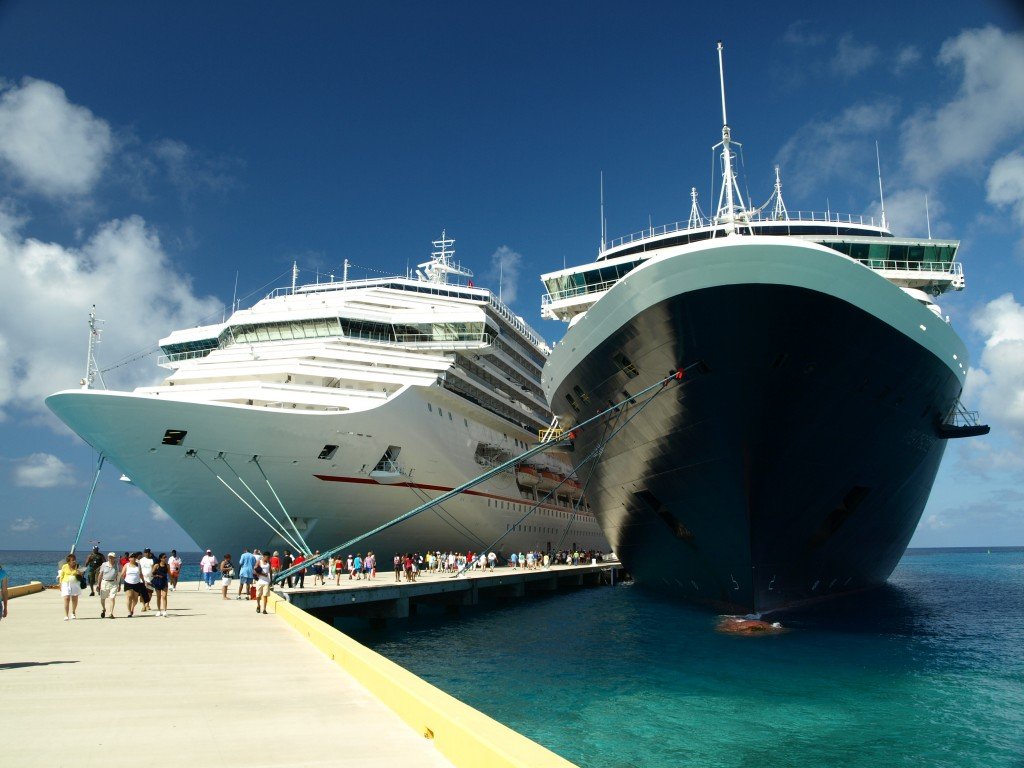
[{"xmin": 292, "ymin": 553, "xmax": 305, "ymax": 589}]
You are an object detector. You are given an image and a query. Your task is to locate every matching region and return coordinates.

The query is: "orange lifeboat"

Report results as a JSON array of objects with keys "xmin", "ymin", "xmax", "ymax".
[{"xmin": 516, "ymin": 465, "xmax": 540, "ymax": 488}]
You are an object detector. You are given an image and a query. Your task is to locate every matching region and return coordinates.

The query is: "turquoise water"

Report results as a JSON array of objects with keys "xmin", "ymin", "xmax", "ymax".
[{"xmin": 350, "ymin": 548, "xmax": 1024, "ymax": 767}]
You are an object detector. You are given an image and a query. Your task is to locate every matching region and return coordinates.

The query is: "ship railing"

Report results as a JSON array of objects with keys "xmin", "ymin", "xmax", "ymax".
[
  {"xmin": 607, "ymin": 210, "xmax": 883, "ymax": 249},
  {"xmin": 372, "ymin": 458, "xmax": 403, "ymax": 473},
  {"xmin": 487, "ymin": 294, "xmax": 547, "ymax": 350},
  {"xmin": 393, "ymin": 331, "xmax": 492, "ymax": 348},
  {"xmin": 157, "ymin": 349, "xmax": 215, "ymax": 367},
  {"xmin": 542, "ymin": 278, "xmax": 618, "ymax": 306},
  {"xmin": 944, "ymin": 399, "xmax": 983, "ymax": 428},
  {"xmin": 539, "ymin": 427, "xmax": 565, "ymax": 442},
  {"xmin": 858, "ymin": 259, "xmax": 963, "ymax": 278}
]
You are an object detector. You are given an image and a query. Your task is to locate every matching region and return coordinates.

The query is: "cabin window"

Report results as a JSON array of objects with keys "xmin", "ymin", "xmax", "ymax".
[
  {"xmin": 318, "ymin": 445, "xmax": 338, "ymax": 460},
  {"xmin": 613, "ymin": 353, "xmax": 639, "ymax": 378}
]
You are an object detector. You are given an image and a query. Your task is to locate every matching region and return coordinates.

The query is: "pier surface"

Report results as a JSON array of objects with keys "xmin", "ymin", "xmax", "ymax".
[{"xmin": 0, "ymin": 582, "xmax": 454, "ymax": 768}]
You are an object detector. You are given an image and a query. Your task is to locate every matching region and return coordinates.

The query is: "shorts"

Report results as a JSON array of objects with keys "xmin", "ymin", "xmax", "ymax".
[
  {"xmin": 239, "ymin": 576, "xmax": 253, "ymax": 585},
  {"xmin": 255, "ymin": 581, "xmax": 271, "ymax": 597},
  {"xmin": 221, "ymin": 577, "xmax": 232, "ymax": 588},
  {"xmin": 98, "ymin": 583, "xmax": 118, "ymax": 600},
  {"xmin": 61, "ymin": 581, "xmax": 81, "ymax": 597}
]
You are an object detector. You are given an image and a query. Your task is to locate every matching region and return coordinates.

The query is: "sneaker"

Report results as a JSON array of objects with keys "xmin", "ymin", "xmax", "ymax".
[
  {"xmin": 262, "ymin": 609, "xmax": 268, "ymax": 614},
  {"xmin": 63, "ymin": 616, "xmax": 69, "ymax": 621},
  {"xmin": 70, "ymin": 614, "xmax": 76, "ymax": 620},
  {"xmin": 101, "ymin": 610, "xmax": 105, "ymax": 618}
]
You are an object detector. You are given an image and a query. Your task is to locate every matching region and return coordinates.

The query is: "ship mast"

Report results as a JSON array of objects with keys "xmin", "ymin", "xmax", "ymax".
[
  {"xmin": 713, "ymin": 41, "xmax": 748, "ymax": 234},
  {"xmin": 81, "ymin": 305, "xmax": 106, "ymax": 390}
]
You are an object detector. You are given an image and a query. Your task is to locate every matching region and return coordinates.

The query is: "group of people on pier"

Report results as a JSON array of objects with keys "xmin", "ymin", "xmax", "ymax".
[
  {"xmin": 57, "ymin": 546, "xmax": 184, "ymax": 620},
  {"xmin": 52, "ymin": 543, "xmax": 607, "ymax": 620}
]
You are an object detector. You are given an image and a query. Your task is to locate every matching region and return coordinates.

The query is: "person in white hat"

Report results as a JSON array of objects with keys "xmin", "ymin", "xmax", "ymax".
[
  {"xmin": 199, "ymin": 549, "xmax": 218, "ymax": 590},
  {"xmin": 97, "ymin": 553, "xmax": 120, "ymax": 618}
]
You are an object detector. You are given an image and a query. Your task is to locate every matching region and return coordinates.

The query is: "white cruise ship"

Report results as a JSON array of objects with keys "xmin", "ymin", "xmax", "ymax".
[{"xmin": 47, "ymin": 233, "xmax": 607, "ymax": 557}]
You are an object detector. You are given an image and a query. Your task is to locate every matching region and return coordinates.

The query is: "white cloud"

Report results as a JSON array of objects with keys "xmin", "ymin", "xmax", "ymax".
[
  {"xmin": 830, "ymin": 35, "xmax": 879, "ymax": 78},
  {"xmin": 901, "ymin": 26, "xmax": 1024, "ymax": 183},
  {"xmin": 986, "ymin": 151, "xmax": 1024, "ymax": 227},
  {"xmin": 865, "ymin": 187, "xmax": 945, "ymax": 238},
  {"xmin": 0, "ymin": 78, "xmax": 113, "ymax": 197},
  {"xmin": 9, "ymin": 516, "xmax": 37, "ymax": 532},
  {"xmin": 488, "ymin": 246, "xmax": 524, "ymax": 306},
  {"xmin": 775, "ymin": 99, "xmax": 898, "ymax": 198},
  {"xmin": 150, "ymin": 503, "xmax": 171, "ymax": 522},
  {"xmin": 894, "ymin": 46, "xmax": 922, "ymax": 75},
  {"xmin": 964, "ymin": 293, "xmax": 1024, "ymax": 437},
  {"xmin": 781, "ymin": 21, "xmax": 825, "ymax": 48},
  {"xmin": 13, "ymin": 452, "xmax": 76, "ymax": 488},
  {"xmin": 0, "ymin": 214, "xmax": 223, "ymax": 420}
]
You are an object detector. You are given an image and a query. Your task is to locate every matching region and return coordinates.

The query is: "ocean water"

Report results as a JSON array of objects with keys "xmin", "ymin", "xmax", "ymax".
[
  {"xmin": 349, "ymin": 548, "xmax": 1024, "ymax": 768},
  {"xmin": 0, "ymin": 550, "xmax": 206, "ymax": 585}
]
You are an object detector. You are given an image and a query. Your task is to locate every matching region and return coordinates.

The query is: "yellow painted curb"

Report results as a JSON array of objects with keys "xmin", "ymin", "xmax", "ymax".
[
  {"xmin": 7, "ymin": 581, "xmax": 45, "ymax": 599},
  {"xmin": 268, "ymin": 593, "xmax": 577, "ymax": 768}
]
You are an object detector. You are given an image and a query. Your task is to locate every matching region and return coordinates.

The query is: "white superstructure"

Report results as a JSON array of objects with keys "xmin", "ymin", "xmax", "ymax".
[{"xmin": 47, "ymin": 234, "xmax": 607, "ymax": 557}]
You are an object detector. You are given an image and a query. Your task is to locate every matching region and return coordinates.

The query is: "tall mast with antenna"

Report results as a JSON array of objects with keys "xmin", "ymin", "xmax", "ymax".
[
  {"xmin": 600, "ymin": 171, "xmax": 607, "ymax": 253},
  {"xmin": 713, "ymin": 41, "xmax": 747, "ymax": 234},
  {"xmin": 876, "ymin": 141, "xmax": 888, "ymax": 230},
  {"xmin": 82, "ymin": 305, "xmax": 106, "ymax": 390},
  {"xmin": 771, "ymin": 165, "xmax": 789, "ymax": 221}
]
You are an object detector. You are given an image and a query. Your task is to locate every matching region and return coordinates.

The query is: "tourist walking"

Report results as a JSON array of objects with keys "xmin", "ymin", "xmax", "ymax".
[
  {"xmin": 84, "ymin": 546, "xmax": 104, "ymax": 596},
  {"xmin": 199, "ymin": 549, "xmax": 218, "ymax": 589},
  {"xmin": 138, "ymin": 548, "xmax": 155, "ymax": 610},
  {"xmin": 120, "ymin": 552, "xmax": 149, "ymax": 617},
  {"xmin": 97, "ymin": 552, "xmax": 119, "ymax": 618},
  {"xmin": 58, "ymin": 553, "xmax": 83, "ymax": 620},
  {"xmin": 394, "ymin": 554, "xmax": 402, "ymax": 582},
  {"xmin": 0, "ymin": 561, "xmax": 9, "ymax": 621},
  {"xmin": 219, "ymin": 553, "xmax": 233, "ymax": 600},
  {"xmin": 237, "ymin": 548, "xmax": 256, "ymax": 599},
  {"xmin": 292, "ymin": 551, "xmax": 306, "ymax": 589},
  {"xmin": 151, "ymin": 553, "xmax": 170, "ymax": 616},
  {"xmin": 281, "ymin": 550, "xmax": 293, "ymax": 587},
  {"xmin": 168, "ymin": 550, "xmax": 182, "ymax": 591},
  {"xmin": 254, "ymin": 552, "xmax": 272, "ymax": 614}
]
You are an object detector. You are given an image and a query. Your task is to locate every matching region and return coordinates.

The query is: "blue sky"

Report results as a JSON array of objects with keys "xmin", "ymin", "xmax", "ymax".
[{"xmin": 1, "ymin": 1, "xmax": 1022, "ymax": 552}]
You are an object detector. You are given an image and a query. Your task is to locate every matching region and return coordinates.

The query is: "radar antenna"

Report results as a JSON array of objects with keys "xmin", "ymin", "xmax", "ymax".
[
  {"xmin": 770, "ymin": 165, "xmax": 789, "ymax": 221},
  {"xmin": 688, "ymin": 187, "xmax": 706, "ymax": 229},
  {"xmin": 417, "ymin": 230, "xmax": 474, "ymax": 285}
]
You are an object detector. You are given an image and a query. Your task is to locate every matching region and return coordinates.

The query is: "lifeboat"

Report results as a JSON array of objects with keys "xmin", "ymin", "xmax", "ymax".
[
  {"xmin": 564, "ymin": 478, "xmax": 583, "ymax": 498},
  {"xmin": 516, "ymin": 465, "xmax": 540, "ymax": 487},
  {"xmin": 537, "ymin": 470, "xmax": 562, "ymax": 491}
]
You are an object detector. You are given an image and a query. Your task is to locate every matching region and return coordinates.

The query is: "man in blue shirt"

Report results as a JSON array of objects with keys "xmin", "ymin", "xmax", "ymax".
[{"xmin": 236, "ymin": 548, "xmax": 257, "ymax": 600}]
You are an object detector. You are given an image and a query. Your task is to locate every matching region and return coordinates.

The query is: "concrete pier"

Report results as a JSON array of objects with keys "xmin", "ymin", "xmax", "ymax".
[
  {"xmin": 280, "ymin": 562, "xmax": 620, "ymax": 618},
  {"xmin": 0, "ymin": 575, "xmax": 588, "ymax": 767}
]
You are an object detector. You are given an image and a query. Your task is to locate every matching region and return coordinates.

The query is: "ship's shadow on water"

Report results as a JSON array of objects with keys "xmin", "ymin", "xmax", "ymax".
[{"xmin": 773, "ymin": 584, "xmax": 941, "ymax": 636}]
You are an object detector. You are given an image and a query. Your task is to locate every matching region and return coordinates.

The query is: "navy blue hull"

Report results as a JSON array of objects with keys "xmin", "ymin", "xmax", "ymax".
[{"xmin": 551, "ymin": 284, "xmax": 961, "ymax": 614}]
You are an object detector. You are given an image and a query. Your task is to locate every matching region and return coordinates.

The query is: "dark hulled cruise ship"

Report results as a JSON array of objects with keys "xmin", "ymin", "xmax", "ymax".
[{"xmin": 538, "ymin": 43, "xmax": 988, "ymax": 614}]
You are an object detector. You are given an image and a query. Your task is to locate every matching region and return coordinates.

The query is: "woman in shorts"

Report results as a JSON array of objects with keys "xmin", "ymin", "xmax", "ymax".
[
  {"xmin": 58, "ymin": 553, "xmax": 83, "ymax": 620},
  {"xmin": 219, "ymin": 553, "xmax": 233, "ymax": 600},
  {"xmin": 120, "ymin": 552, "xmax": 148, "ymax": 617},
  {"xmin": 151, "ymin": 553, "xmax": 170, "ymax": 617}
]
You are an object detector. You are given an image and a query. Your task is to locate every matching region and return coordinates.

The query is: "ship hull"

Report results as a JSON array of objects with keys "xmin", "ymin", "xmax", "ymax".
[
  {"xmin": 45, "ymin": 385, "xmax": 607, "ymax": 558},
  {"xmin": 544, "ymin": 238, "xmax": 967, "ymax": 613}
]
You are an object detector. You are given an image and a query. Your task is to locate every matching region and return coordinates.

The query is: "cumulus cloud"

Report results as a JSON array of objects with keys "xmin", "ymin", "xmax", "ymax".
[
  {"xmin": 986, "ymin": 151, "xmax": 1024, "ymax": 227},
  {"xmin": 830, "ymin": 35, "xmax": 879, "ymax": 78},
  {"xmin": 13, "ymin": 452, "xmax": 76, "ymax": 487},
  {"xmin": 150, "ymin": 503, "xmax": 171, "ymax": 522},
  {"xmin": 893, "ymin": 46, "xmax": 921, "ymax": 74},
  {"xmin": 865, "ymin": 187, "xmax": 944, "ymax": 238},
  {"xmin": 0, "ymin": 214, "xmax": 223, "ymax": 420},
  {"xmin": 901, "ymin": 26, "xmax": 1024, "ymax": 183},
  {"xmin": 488, "ymin": 246, "xmax": 524, "ymax": 306},
  {"xmin": 9, "ymin": 516, "xmax": 37, "ymax": 532},
  {"xmin": 0, "ymin": 78, "xmax": 113, "ymax": 198},
  {"xmin": 775, "ymin": 99, "xmax": 898, "ymax": 198},
  {"xmin": 964, "ymin": 293, "xmax": 1024, "ymax": 437}
]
